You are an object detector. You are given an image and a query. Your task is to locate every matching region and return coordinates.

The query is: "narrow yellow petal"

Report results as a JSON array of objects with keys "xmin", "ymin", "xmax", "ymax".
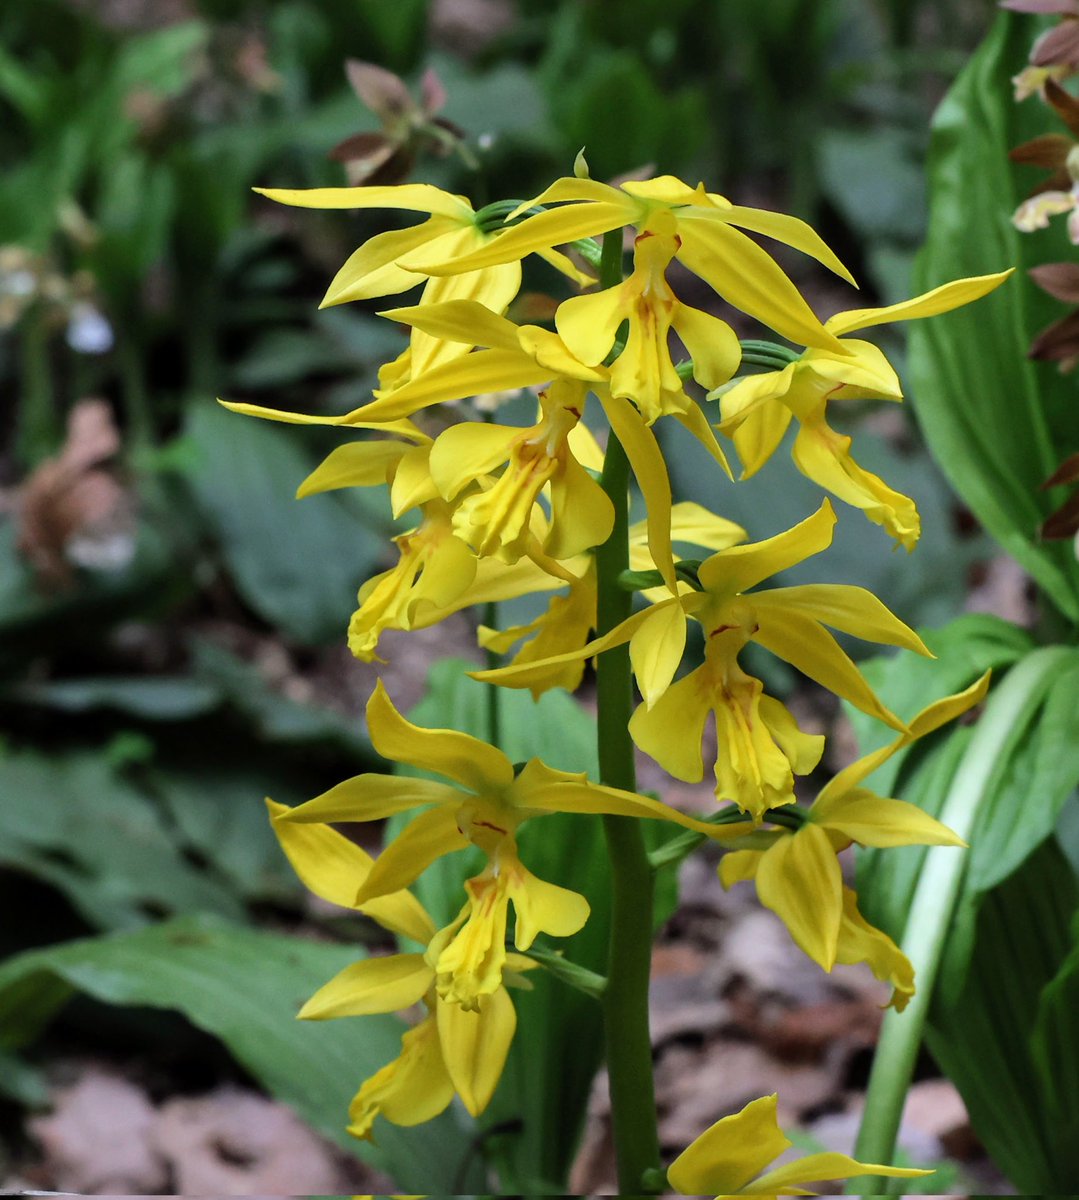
[
  {"xmin": 730, "ymin": 399, "xmax": 793, "ymax": 479},
  {"xmin": 437, "ymin": 986, "xmax": 516, "ymax": 1115},
  {"xmin": 697, "ymin": 501, "xmax": 835, "ymax": 598},
  {"xmin": 751, "ymin": 1150, "xmax": 927, "ymax": 1195},
  {"xmin": 667, "ymin": 1094, "xmax": 790, "ymax": 1195},
  {"xmin": 428, "ymin": 422, "xmax": 518, "ymax": 500},
  {"xmin": 907, "ymin": 670, "xmax": 992, "ymax": 739},
  {"xmin": 628, "ymin": 664, "xmax": 710, "ymax": 782},
  {"xmin": 254, "ymin": 183, "xmax": 472, "ymax": 219},
  {"xmin": 668, "ymin": 502, "xmax": 747, "ymax": 551},
  {"xmin": 389, "ymin": 443, "xmax": 440, "ymax": 517},
  {"xmin": 834, "ymin": 886, "xmax": 916, "ymax": 1012},
  {"xmin": 217, "ymin": 398, "xmax": 348, "ymax": 426},
  {"xmin": 278, "ymin": 774, "xmax": 460, "ymax": 823},
  {"xmin": 546, "ymin": 452, "xmax": 616, "ymax": 559},
  {"xmin": 380, "ymin": 298, "xmax": 523, "ymax": 351},
  {"xmin": 298, "ymin": 953, "xmax": 432, "ymax": 1019},
  {"xmin": 508, "ymin": 862, "xmax": 590, "ymax": 950},
  {"xmin": 673, "ymin": 402, "xmax": 734, "ymax": 478},
  {"xmin": 754, "ymin": 584, "xmax": 930, "ymax": 656},
  {"xmin": 825, "ymin": 269, "xmax": 1013, "ymax": 336},
  {"xmin": 755, "ymin": 824, "xmax": 843, "ymax": 969},
  {"xmin": 671, "ymin": 303, "xmax": 741, "ymax": 390},
  {"xmin": 630, "ymin": 600, "xmax": 687, "ymax": 708},
  {"xmin": 266, "ymin": 799, "xmax": 435, "ymax": 944},
  {"xmin": 410, "ymin": 260, "xmax": 522, "ymax": 375},
  {"xmin": 721, "ymin": 204, "xmax": 858, "ymax": 285},
  {"xmin": 355, "ymin": 805, "xmax": 471, "ymax": 904},
  {"xmin": 366, "ymin": 679, "xmax": 515, "ymax": 792},
  {"xmin": 297, "ymin": 440, "xmax": 409, "ymax": 498},
  {"xmin": 813, "ymin": 787, "xmax": 965, "ymax": 849},
  {"xmin": 556, "ymin": 284, "xmax": 629, "ymax": 365},
  {"xmin": 718, "ymin": 847, "xmax": 764, "ymax": 888},
  {"xmin": 321, "ymin": 220, "xmax": 448, "ymax": 307},
  {"xmin": 347, "ymin": 1015, "xmax": 454, "ymax": 1138}
]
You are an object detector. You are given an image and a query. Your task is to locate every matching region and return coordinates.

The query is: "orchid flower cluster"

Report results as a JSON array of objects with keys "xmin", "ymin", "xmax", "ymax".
[{"xmin": 228, "ymin": 166, "xmax": 1005, "ymax": 1196}]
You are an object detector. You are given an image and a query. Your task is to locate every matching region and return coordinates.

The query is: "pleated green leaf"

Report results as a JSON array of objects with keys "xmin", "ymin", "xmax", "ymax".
[{"xmin": 908, "ymin": 9, "xmax": 1079, "ymax": 622}]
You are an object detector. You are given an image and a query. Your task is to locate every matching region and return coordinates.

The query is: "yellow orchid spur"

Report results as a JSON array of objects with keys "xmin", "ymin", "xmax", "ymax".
[
  {"xmin": 476, "ymin": 501, "xmax": 930, "ymax": 821},
  {"xmin": 714, "ymin": 271, "xmax": 1012, "ymax": 550},
  {"xmin": 267, "ymin": 800, "xmax": 523, "ymax": 1139},
  {"xmin": 277, "ymin": 681, "xmax": 752, "ymax": 1007},
  {"xmin": 719, "ymin": 673, "xmax": 990, "ymax": 1007},
  {"xmin": 667, "ymin": 1094, "xmax": 929, "ymax": 1198}
]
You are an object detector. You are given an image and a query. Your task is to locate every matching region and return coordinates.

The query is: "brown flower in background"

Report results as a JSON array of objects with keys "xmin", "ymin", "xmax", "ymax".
[
  {"xmin": 1040, "ymin": 451, "xmax": 1079, "ymax": 540},
  {"xmin": 1002, "ymin": 0, "xmax": 1079, "ymax": 98},
  {"xmin": 1027, "ymin": 262, "xmax": 1079, "ymax": 367},
  {"xmin": 14, "ymin": 399, "xmax": 135, "ymax": 588},
  {"xmin": 329, "ymin": 61, "xmax": 469, "ymax": 186}
]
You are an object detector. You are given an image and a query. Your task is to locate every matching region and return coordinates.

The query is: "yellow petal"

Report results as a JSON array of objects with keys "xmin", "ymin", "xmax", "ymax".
[
  {"xmin": 254, "ymin": 183, "xmax": 473, "ymax": 218},
  {"xmin": 697, "ymin": 501, "xmax": 835, "ymax": 598},
  {"xmin": 356, "ymin": 804, "xmax": 471, "ymax": 903},
  {"xmin": 677, "ymin": 220, "xmax": 844, "ymax": 352},
  {"xmin": 266, "ymin": 799, "xmax": 435, "ymax": 944},
  {"xmin": 752, "ymin": 606, "xmax": 905, "ymax": 730},
  {"xmin": 380, "ymin": 298, "xmax": 523, "ymax": 351},
  {"xmin": 508, "ymin": 861, "xmax": 590, "ymax": 949},
  {"xmin": 824, "ymin": 269, "xmax": 1013, "ymax": 336},
  {"xmin": 834, "ymin": 886, "xmax": 916, "ymax": 1012},
  {"xmin": 389, "ymin": 443, "xmax": 440, "ymax": 517},
  {"xmin": 791, "ymin": 418, "xmax": 920, "ymax": 550},
  {"xmin": 731, "ymin": 400, "xmax": 793, "ymax": 479},
  {"xmin": 812, "ymin": 787, "xmax": 964, "ymax": 849},
  {"xmin": 668, "ymin": 502, "xmax": 747, "ymax": 551},
  {"xmin": 667, "ymin": 1094, "xmax": 791, "ymax": 1195},
  {"xmin": 630, "ymin": 599, "xmax": 687, "ymax": 708},
  {"xmin": 413, "ymin": 261, "xmax": 521, "ymax": 374},
  {"xmin": 411, "ymin": 202, "xmax": 631, "ymax": 276},
  {"xmin": 672, "ymin": 402, "xmax": 734, "ymax": 478},
  {"xmin": 671, "ymin": 303, "xmax": 741, "ymax": 390},
  {"xmin": 718, "ymin": 847, "xmax": 764, "ymax": 888},
  {"xmin": 535, "ymin": 244, "xmax": 596, "ymax": 288},
  {"xmin": 755, "ymin": 824, "xmax": 843, "ymax": 969},
  {"xmin": 322, "ymin": 220, "xmax": 449, "ymax": 307},
  {"xmin": 601, "ymin": 391, "xmax": 677, "ymax": 589},
  {"xmin": 366, "ymin": 679, "xmax": 515, "ymax": 792},
  {"xmin": 278, "ymin": 773, "xmax": 460, "ymax": 823},
  {"xmin": 623, "ymin": 174, "xmax": 716, "ymax": 206},
  {"xmin": 437, "ymin": 985, "xmax": 516, "ymax": 1115},
  {"xmin": 517, "ymin": 176, "xmax": 627, "ymax": 212},
  {"xmin": 751, "ymin": 1149, "xmax": 927, "ymax": 1195},
  {"xmin": 628, "ymin": 663, "xmax": 710, "ymax": 782},
  {"xmin": 217, "ymin": 398, "xmax": 348, "ymax": 426},
  {"xmin": 347, "ymin": 1014, "xmax": 454, "ymax": 1139},
  {"xmin": 546, "ymin": 451, "xmax": 616, "ymax": 559},
  {"xmin": 297, "ymin": 440, "xmax": 410, "ymax": 498},
  {"xmin": 721, "ymin": 204, "xmax": 858, "ymax": 286},
  {"xmin": 716, "ymin": 364, "xmax": 797, "ymax": 427},
  {"xmin": 517, "ymin": 324, "xmax": 607, "ymax": 382},
  {"xmin": 755, "ymin": 584, "xmax": 930, "ymax": 656},
  {"xmin": 428, "ymin": 421, "xmax": 518, "ymax": 500},
  {"xmin": 758, "ymin": 694, "xmax": 826, "ymax": 774},
  {"xmin": 298, "ymin": 953, "xmax": 433, "ymax": 1019},
  {"xmin": 556, "ymin": 284, "xmax": 629, "ymax": 365}
]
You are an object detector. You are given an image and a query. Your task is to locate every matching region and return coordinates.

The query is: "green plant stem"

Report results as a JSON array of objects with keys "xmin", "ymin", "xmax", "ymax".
[
  {"xmin": 594, "ymin": 227, "xmax": 661, "ymax": 1197},
  {"xmin": 847, "ymin": 646, "xmax": 1072, "ymax": 1195}
]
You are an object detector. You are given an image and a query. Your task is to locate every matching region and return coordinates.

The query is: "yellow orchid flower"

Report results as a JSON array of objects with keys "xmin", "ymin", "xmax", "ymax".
[
  {"xmin": 277, "ymin": 681, "xmax": 752, "ymax": 1003},
  {"xmin": 715, "ymin": 271, "xmax": 1011, "ymax": 550},
  {"xmin": 476, "ymin": 501, "xmax": 929, "ymax": 820},
  {"xmin": 254, "ymin": 182, "xmax": 589, "ymax": 376},
  {"xmin": 554, "ymin": 208, "xmax": 741, "ymax": 422},
  {"xmin": 667, "ymin": 1094, "xmax": 928, "ymax": 1198},
  {"xmin": 404, "ymin": 173, "xmax": 856, "ymax": 353},
  {"xmin": 717, "ymin": 674, "xmax": 990, "ymax": 1005},
  {"xmin": 267, "ymin": 800, "xmax": 523, "ymax": 1136},
  {"xmin": 481, "ymin": 502, "xmax": 746, "ymax": 699}
]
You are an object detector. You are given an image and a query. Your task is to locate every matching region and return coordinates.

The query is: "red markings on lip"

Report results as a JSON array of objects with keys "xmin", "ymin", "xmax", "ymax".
[{"xmin": 471, "ymin": 818, "xmax": 509, "ymax": 836}]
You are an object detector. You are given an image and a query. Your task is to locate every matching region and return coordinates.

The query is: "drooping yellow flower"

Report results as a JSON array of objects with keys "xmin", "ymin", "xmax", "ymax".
[
  {"xmin": 715, "ymin": 272, "xmax": 1012, "ymax": 550},
  {"xmin": 717, "ymin": 674, "xmax": 989, "ymax": 1006},
  {"xmin": 277, "ymin": 681, "xmax": 751, "ymax": 1004},
  {"xmin": 667, "ymin": 1094, "xmax": 928, "ymax": 1198},
  {"xmin": 405, "ymin": 173, "xmax": 857, "ymax": 352},
  {"xmin": 266, "ymin": 800, "xmax": 522, "ymax": 1137},
  {"xmin": 476, "ymin": 502, "xmax": 928, "ymax": 820},
  {"xmin": 254, "ymin": 182, "xmax": 589, "ymax": 375}
]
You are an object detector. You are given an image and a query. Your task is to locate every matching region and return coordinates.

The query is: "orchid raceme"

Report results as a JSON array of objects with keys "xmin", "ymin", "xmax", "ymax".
[
  {"xmin": 476, "ymin": 501, "xmax": 929, "ymax": 819},
  {"xmin": 253, "ymin": 182, "xmax": 589, "ymax": 374},
  {"xmin": 717, "ymin": 673, "xmax": 990, "ymax": 1001},
  {"xmin": 714, "ymin": 271, "xmax": 1011, "ymax": 549},
  {"xmin": 407, "ymin": 173, "xmax": 857, "ymax": 352},
  {"xmin": 266, "ymin": 800, "xmax": 523, "ymax": 1136},
  {"xmin": 278, "ymin": 681, "xmax": 751, "ymax": 1003},
  {"xmin": 666, "ymin": 1094, "xmax": 929, "ymax": 1197}
]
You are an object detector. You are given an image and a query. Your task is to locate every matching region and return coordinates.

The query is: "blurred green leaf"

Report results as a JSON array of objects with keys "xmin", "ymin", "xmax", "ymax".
[
  {"xmin": 0, "ymin": 913, "xmax": 479, "ymax": 1187},
  {"xmin": 182, "ymin": 401, "xmax": 384, "ymax": 645},
  {"xmin": 0, "ymin": 1048, "xmax": 49, "ymax": 1108},
  {"xmin": 0, "ymin": 748, "xmax": 244, "ymax": 930},
  {"xmin": 908, "ymin": 9, "xmax": 1079, "ymax": 622},
  {"xmin": 4, "ymin": 677, "xmax": 223, "ymax": 721}
]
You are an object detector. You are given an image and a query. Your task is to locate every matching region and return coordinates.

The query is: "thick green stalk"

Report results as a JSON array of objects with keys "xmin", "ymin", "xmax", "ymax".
[
  {"xmin": 594, "ymin": 228, "xmax": 661, "ymax": 1196},
  {"xmin": 847, "ymin": 647, "xmax": 1071, "ymax": 1194}
]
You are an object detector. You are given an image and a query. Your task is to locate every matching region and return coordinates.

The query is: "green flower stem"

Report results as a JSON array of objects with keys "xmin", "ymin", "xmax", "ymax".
[
  {"xmin": 594, "ymin": 227, "xmax": 661, "ymax": 1196},
  {"xmin": 847, "ymin": 646, "xmax": 1072, "ymax": 1195}
]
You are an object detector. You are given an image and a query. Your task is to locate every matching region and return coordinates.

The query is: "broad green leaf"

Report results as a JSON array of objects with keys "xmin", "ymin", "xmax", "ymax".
[
  {"xmin": 0, "ymin": 915, "xmax": 478, "ymax": 1188},
  {"xmin": 908, "ymin": 9, "xmax": 1079, "ymax": 621},
  {"xmin": 3, "ymin": 676, "xmax": 223, "ymax": 722},
  {"xmin": 926, "ymin": 838, "xmax": 1079, "ymax": 1191},
  {"xmin": 1033, "ymin": 909, "xmax": 1079, "ymax": 1176},
  {"xmin": 0, "ymin": 749, "xmax": 244, "ymax": 930},
  {"xmin": 182, "ymin": 401, "xmax": 385, "ymax": 645}
]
